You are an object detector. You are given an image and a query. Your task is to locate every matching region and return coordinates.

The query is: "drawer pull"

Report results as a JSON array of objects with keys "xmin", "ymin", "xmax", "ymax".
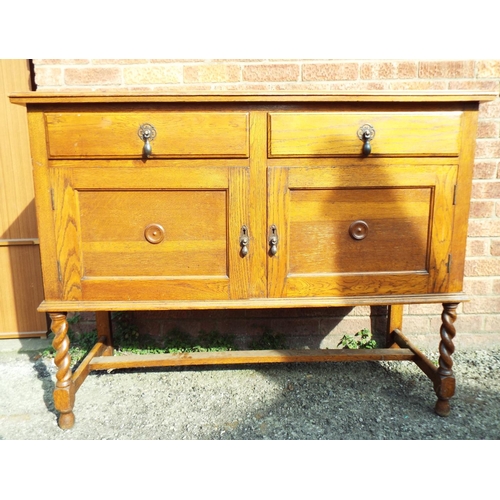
[
  {"xmin": 269, "ymin": 224, "xmax": 279, "ymax": 256},
  {"xmin": 144, "ymin": 223, "xmax": 165, "ymax": 244},
  {"xmin": 239, "ymin": 225, "xmax": 249, "ymax": 257},
  {"xmin": 357, "ymin": 124, "xmax": 375, "ymax": 156},
  {"xmin": 138, "ymin": 123, "xmax": 157, "ymax": 157},
  {"xmin": 349, "ymin": 220, "xmax": 369, "ymax": 240}
]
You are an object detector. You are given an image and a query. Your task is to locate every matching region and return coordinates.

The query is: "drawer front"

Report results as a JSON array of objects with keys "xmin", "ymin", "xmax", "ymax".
[
  {"xmin": 269, "ymin": 112, "xmax": 462, "ymax": 157},
  {"xmin": 45, "ymin": 111, "xmax": 250, "ymax": 159}
]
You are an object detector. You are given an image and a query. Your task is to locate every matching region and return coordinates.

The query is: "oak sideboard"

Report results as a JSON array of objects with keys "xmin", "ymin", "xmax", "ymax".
[{"xmin": 11, "ymin": 91, "xmax": 496, "ymax": 429}]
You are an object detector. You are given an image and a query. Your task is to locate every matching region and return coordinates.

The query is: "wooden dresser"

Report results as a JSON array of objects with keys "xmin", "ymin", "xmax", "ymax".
[{"xmin": 11, "ymin": 91, "xmax": 495, "ymax": 429}]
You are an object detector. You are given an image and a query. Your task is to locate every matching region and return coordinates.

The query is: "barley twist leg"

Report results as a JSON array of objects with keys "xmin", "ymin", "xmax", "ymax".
[
  {"xmin": 50, "ymin": 312, "xmax": 75, "ymax": 429},
  {"xmin": 434, "ymin": 303, "xmax": 458, "ymax": 417}
]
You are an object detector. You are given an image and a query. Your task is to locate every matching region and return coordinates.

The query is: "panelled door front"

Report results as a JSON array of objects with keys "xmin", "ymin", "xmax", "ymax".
[
  {"xmin": 50, "ymin": 164, "xmax": 250, "ymax": 301},
  {"xmin": 267, "ymin": 160, "xmax": 457, "ymax": 298}
]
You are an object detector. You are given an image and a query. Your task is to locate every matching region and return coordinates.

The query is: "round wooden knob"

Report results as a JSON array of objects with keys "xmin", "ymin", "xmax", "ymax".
[
  {"xmin": 144, "ymin": 223, "xmax": 165, "ymax": 244},
  {"xmin": 349, "ymin": 220, "xmax": 369, "ymax": 240}
]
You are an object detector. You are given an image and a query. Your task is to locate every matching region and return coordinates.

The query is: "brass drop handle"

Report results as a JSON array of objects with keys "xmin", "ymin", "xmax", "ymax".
[
  {"xmin": 138, "ymin": 123, "xmax": 156, "ymax": 157},
  {"xmin": 357, "ymin": 124, "xmax": 375, "ymax": 156},
  {"xmin": 239, "ymin": 225, "xmax": 249, "ymax": 257},
  {"xmin": 269, "ymin": 224, "xmax": 279, "ymax": 256}
]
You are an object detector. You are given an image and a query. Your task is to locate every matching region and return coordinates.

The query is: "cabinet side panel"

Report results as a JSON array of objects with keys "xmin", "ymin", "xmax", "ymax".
[
  {"xmin": 27, "ymin": 109, "xmax": 61, "ymax": 300},
  {"xmin": 448, "ymin": 107, "xmax": 479, "ymax": 292}
]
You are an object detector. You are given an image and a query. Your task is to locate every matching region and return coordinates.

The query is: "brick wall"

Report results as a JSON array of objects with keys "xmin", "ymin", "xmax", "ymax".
[{"xmin": 32, "ymin": 59, "xmax": 500, "ymax": 350}]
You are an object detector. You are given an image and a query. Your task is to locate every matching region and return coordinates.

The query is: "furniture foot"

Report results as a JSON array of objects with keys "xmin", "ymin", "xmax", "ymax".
[
  {"xmin": 434, "ymin": 303, "xmax": 458, "ymax": 417},
  {"xmin": 49, "ymin": 312, "xmax": 75, "ymax": 429}
]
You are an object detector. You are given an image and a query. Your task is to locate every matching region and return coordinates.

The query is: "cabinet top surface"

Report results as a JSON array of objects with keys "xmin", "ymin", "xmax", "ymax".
[{"xmin": 10, "ymin": 90, "xmax": 497, "ymax": 105}]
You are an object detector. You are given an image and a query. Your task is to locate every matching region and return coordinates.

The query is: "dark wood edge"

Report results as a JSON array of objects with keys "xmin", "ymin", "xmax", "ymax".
[
  {"xmin": 72, "ymin": 337, "xmax": 110, "ymax": 392},
  {"xmin": 38, "ymin": 293, "xmax": 468, "ymax": 312},
  {"xmin": 393, "ymin": 329, "xmax": 438, "ymax": 382},
  {"xmin": 9, "ymin": 90, "xmax": 498, "ymax": 105}
]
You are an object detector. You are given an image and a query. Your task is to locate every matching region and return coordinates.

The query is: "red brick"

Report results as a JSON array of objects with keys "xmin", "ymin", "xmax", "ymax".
[
  {"xmin": 154, "ymin": 84, "xmax": 213, "ymax": 92},
  {"xmin": 407, "ymin": 303, "xmax": 442, "ymax": 315},
  {"xmin": 65, "ymin": 67, "xmax": 121, "ymax": 86},
  {"xmin": 465, "ymin": 257, "xmax": 500, "ymax": 276},
  {"xmin": 474, "ymin": 161, "xmax": 498, "ymax": 179},
  {"xmin": 212, "ymin": 83, "xmax": 269, "ymax": 91},
  {"xmin": 151, "ymin": 59, "xmax": 206, "ymax": 63},
  {"xmin": 349, "ymin": 306, "xmax": 373, "ymax": 316},
  {"xmin": 183, "ymin": 64, "xmax": 241, "ymax": 83},
  {"xmin": 478, "ymin": 180, "xmax": 499, "ymax": 197},
  {"xmin": 34, "ymin": 66, "xmax": 63, "ymax": 87},
  {"xmin": 472, "ymin": 180, "xmax": 500, "ymax": 199},
  {"xmin": 328, "ymin": 81, "xmax": 387, "ymax": 90},
  {"xmin": 302, "ymin": 63, "xmax": 358, "ymax": 81},
  {"xmin": 467, "ymin": 219, "xmax": 500, "ymax": 237},
  {"xmin": 360, "ymin": 61, "xmax": 417, "ymax": 80},
  {"xmin": 320, "ymin": 316, "xmax": 371, "ymax": 337},
  {"xmin": 270, "ymin": 317, "xmax": 320, "ymax": 337},
  {"xmin": 419, "ymin": 61, "xmax": 475, "ymax": 78},
  {"xmin": 479, "ymin": 100, "xmax": 500, "ymax": 119},
  {"xmin": 463, "ymin": 296, "xmax": 500, "ymax": 314},
  {"xmin": 387, "ymin": 81, "xmax": 447, "ymax": 90},
  {"xmin": 398, "ymin": 315, "xmax": 432, "ymax": 335},
  {"xmin": 475, "ymin": 139, "xmax": 500, "ymax": 159},
  {"xmin": 242, "ymin": 64, "xmax": 299, "ymax": 82},
  {"xmin": 91, "ymin": 59, "xmax": 148, "ymax": 65},
  {"xmin": 123, "ymin": 65, "xmax": 181, "ymax": 85},
  {"xmin": 449, "ymin": 80, "xmax": 500, "ymax": 92},
  {"xmin": 491, "ymin": 239, "xmax": 500, "ymax": 256},
  {"xmin": 34, "ymin": 59, "xmax": 89, "ymax": 65},
  {"xmin": 270, "ymin": 83, "xmax": 333, "ymax": 91},
  {"xmin": 469, "ymin": 200, "xmax": 495, "ymax": 218},
  {"xmin": 467, "ymin": 238, "xmax": 489, "ymax": 257},
  {"xmin": 477, "ymin": 60, "xmax": 500, "ymax": 78},
  {"xmin": 463, "ymin": 277, "xmax": 492, "ymax": 295},
  {"xmin": 484, "ymin": 315, "xmax": 500, "ymax": 333},
  {"xmin": 477, "ymin": 120, "xmax": 499, "ymax": 138}
]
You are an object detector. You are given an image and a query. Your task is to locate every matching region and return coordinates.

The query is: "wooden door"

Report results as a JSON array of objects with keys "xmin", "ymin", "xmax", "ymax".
[
  {"xmin": 0, "ymin": 59, "xmax": 47, "ymax": 338},
  {"xmin": 267, "ymin": 160, "xmax": 457, "ymax": 298},
  {"xmin": 48, "ymin": 164, "xmax": 251, "ymax": 302}
]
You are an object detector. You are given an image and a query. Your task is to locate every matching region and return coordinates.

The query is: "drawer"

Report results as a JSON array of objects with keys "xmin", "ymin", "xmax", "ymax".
[
  {"xmin": 45, "ymin": 111, "xmax": 250, "ymax": 159},
  {"xmin": 269, "ymin": 112, "xmax": 462, "ymax": 157}
]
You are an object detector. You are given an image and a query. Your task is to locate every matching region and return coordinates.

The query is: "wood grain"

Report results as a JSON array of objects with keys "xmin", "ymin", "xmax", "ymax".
[
  {"xmin": 89, "ymin": 348, "xmax": 416, "ymax": 370},
  {"xmin": 0, "ymin": 59, "xmax": 47, "ymax": 337},
  {"xmin": 45, "ymin": 111, "xmax": 250, "ymax": 158},
  {"xmin": 10, "ymin": 90, "xmax": 497, "ymax": 105},
  {"xmin": 269, "ymin": 112, "xmax": 462, "ymax": 157},
  {"xmin": 36, "ymin": 293, "xmax": 468, "ymax": 312},
  {"xmin": 10, "ymin": 91, "xmax": 489, "ymax": 426}
]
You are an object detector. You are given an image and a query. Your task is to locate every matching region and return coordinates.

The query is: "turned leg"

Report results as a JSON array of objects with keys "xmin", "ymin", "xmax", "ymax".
[
  {"xmin": 50, "ymin": 312, "xmax": 75, "ymax": 429},
  {"xmin": 434, "ymin": 302, "xmax": 458, "ymax": 417},
  {"xmin": 95, "ymin": 311, "xmax": 113, "ymax": 356}
]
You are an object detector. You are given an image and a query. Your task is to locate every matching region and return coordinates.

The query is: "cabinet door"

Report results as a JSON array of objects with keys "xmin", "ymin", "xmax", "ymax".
[
  {"xmin": 50, "ymin": 165, "xmax": 250, "ymax": 301},
  {"xmin": 268, "ymin": 161, "xmax": 457, "ymax": 298}
]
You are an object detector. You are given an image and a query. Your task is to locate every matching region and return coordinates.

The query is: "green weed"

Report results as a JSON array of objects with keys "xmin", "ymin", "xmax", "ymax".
[{"xmin": 337, "ymin": 328, "xmax": 378, "ymax": 349}]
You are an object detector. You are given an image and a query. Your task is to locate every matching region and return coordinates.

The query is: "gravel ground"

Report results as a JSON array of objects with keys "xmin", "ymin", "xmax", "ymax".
[{"xmin": 1, "ymin": 341, "xmax": 499, "ymax": 441}]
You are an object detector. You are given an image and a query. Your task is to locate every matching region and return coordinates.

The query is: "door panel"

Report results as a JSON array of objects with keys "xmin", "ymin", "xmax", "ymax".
[
  {"xmin": 51, "ymin": 165, "xmax": 250, "ymax": 301},
  {"xmin": 268, "ymin": 162, "xmax": 457, "ymax": 297}
]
